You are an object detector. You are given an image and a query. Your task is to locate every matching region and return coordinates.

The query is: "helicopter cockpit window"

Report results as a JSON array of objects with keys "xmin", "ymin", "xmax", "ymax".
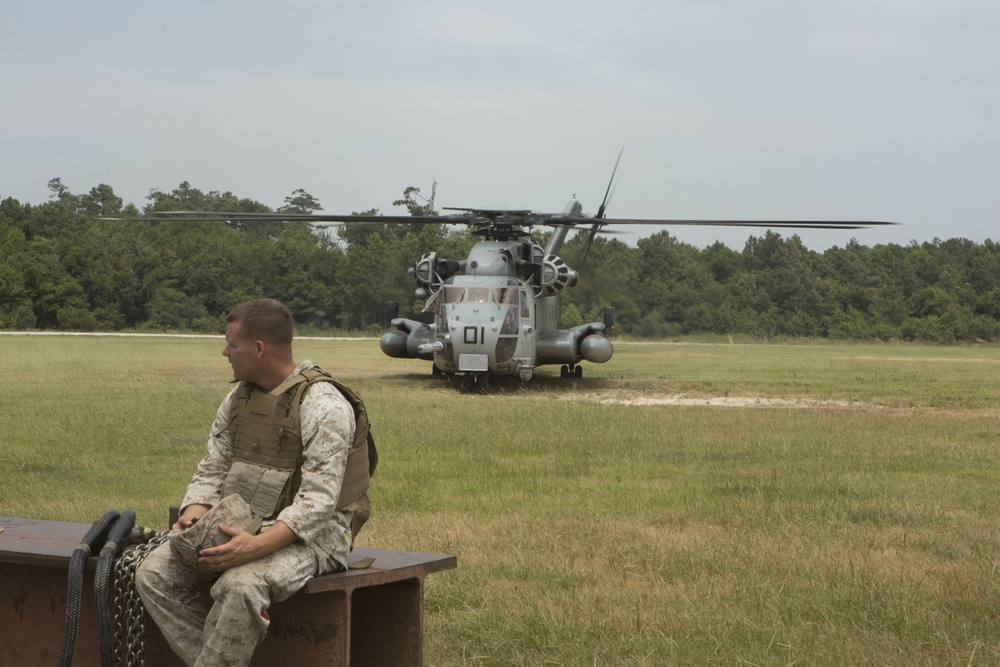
[
  {"xmin": 443, "ymin": 287, "xmax": 466, "ymax": 304},
  {"xmin": 444, "ymin": 286, "xmax": 520, "ymax": 306},
  {"xmin": 467, "ymin": 288, "xmax": 491, "ymax": 303}
]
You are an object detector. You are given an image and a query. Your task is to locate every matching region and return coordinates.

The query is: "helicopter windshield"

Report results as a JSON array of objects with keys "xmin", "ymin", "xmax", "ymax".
[{"xmin": 443, "ymin": 286, "xmax": 519, "ymax": 305}]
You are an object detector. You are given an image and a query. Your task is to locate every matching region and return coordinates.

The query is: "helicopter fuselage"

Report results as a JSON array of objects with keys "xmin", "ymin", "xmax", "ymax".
[
  {"xmin": 431, "ymin": 274, "xmax": 537, "ymax": 378},
  {"xmin": 379, "ymin": 232, "xmax": 614, "ymax": 387}
]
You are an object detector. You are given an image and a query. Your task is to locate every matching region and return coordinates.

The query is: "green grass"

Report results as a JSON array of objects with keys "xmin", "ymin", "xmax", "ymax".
[{"xmin": 3, "ymin": 336, "xmax": 1000, "ymax": 665}]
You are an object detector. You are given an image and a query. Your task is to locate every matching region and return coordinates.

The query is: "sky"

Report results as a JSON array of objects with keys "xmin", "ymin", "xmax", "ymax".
[{"xmin": 2, "ymin": 1, "xmax": 998, "ymax": 251}]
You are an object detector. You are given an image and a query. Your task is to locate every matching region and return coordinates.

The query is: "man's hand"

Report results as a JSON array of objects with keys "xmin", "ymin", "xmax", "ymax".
[
  {"xmin": 172, "ymin": 505, "xmax": 210, "ymax": 531},
  {"xmin": 197, "ymin": 521, "xmax": 298, "ymax": 572},
  {"xmin": 169, "ymin": 505, "xmax": 211, "ymax": 565}
]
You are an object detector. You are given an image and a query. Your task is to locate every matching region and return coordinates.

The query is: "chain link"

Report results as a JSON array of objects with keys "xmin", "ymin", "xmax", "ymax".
[{"xmin": 113, "ymin": 534, "xmax": 168, "ymax": 667}]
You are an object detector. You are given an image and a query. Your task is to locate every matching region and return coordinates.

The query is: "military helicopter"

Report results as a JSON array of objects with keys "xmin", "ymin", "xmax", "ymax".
[
  {"xmin": 123, "ymin": 164, "xmax": 896, "ymax": 393},
  {"xmin": 371, "ymin": 202, "xmax": 896, "ymax": 392},
  {"xmin": 380, "ymin": 197, "xmax": 619, "ymax": 393}
]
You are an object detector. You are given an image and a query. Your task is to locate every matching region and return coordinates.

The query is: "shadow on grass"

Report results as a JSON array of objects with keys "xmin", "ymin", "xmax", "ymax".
[{"xmin": 379, "ymin": 369, "xmax": 620, "ymax": 395}]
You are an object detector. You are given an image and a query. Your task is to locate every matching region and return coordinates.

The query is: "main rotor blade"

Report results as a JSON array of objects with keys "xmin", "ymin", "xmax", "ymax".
[
  {"xmin": 579, "ymin": 148, "xmax": 625, "ymax": 267},
  {"xmin": 547, "ymin": 217, "xmax": 899, "ymax": 230},
  {"xmin": 101, "ymin": 212, "xmax": 474, "ymax": 225},
  {"xmin": 101, "ymin": 210, "xmax": 900, "ymax": 231},
  {"xmin": 595, "ymin": 147, "xmax": 623, "ymax": 221}
]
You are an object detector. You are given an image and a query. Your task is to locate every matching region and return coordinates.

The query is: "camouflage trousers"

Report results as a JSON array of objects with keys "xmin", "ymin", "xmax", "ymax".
[{"xmin": 135, "ymin": 540, "xmax": 319, "ymax": 667}]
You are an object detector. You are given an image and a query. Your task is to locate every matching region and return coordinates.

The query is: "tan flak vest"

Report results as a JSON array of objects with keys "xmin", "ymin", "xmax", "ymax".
[{"xmin": 220, "ymin": 366, "xmax": 377, "ymax": 540}]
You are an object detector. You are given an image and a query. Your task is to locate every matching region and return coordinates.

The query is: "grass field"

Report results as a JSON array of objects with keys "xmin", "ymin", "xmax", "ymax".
[{"xmin": 3, "ymin": 335, "xmax": 1000, "ymax": 665}]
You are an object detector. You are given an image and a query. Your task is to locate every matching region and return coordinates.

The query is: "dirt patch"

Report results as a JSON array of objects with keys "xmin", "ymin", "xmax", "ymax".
[
  {"xmin": 587, "ymin": 393, "xmax": 872, "ymax": 409},
  {"xmin": 569, "ymin": 392, "xmax": 1000, "ymax": 418}
]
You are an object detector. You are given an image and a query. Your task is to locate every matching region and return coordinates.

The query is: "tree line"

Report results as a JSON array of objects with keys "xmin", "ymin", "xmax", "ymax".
[{"xmin": 2, "ymin": 179, "xmax": 999, "ymax": 343}]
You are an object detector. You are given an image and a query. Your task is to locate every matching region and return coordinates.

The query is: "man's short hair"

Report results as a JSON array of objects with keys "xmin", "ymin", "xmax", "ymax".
[{"xmin": 227, "ymin": 299, "xmax": 294, "ymax": 348}]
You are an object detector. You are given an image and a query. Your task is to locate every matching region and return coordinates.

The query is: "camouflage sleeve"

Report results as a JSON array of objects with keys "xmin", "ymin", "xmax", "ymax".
[
  {"xmin": 180, "ymin": 388, "xmax": 238, "ymax": 513},
  {"xmin": 275, "ymin": 382, "xmax": 356, "ymax": 568}
]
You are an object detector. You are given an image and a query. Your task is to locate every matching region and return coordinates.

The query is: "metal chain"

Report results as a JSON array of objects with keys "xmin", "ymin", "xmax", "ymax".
[{"xmin": 113, "ymin": 534, "xmax": 168, "ymax": 667}]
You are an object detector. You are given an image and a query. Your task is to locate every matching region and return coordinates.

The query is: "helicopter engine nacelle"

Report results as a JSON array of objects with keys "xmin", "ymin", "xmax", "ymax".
[
  {"xmin": 410, "ymin": 252, "xmax": 462, "ymax": 292},
  {"xmin": 537, "ymin": 254, "xmax": 579, "ymax": 296}
]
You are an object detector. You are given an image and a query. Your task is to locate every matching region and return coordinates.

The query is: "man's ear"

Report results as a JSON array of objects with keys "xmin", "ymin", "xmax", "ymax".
[{"xmin": 255, "ymin": 340, "xmax": 265, "ymax": 359}]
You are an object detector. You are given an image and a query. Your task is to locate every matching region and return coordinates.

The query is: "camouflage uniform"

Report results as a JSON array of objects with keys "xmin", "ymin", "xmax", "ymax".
[{"xmin": 136, "ymin": 360, "xmax": 356, "ymax": 667}]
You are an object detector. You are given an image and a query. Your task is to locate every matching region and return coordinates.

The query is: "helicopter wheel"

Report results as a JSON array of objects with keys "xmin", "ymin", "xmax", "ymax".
[
  {"xmin": 560, "ymin": 365, "xmax": 570, "ymax": 378},
  {"xmin": 432, "ymin": 363, "xmax": 442, "ymax": 376},
  {"xmin": 574, "ymin": 365, "xmax": 583, "ymax": 379},
  {"xmin": 461, "ymin": 372, "xmax": 491, "ymax": 394}
]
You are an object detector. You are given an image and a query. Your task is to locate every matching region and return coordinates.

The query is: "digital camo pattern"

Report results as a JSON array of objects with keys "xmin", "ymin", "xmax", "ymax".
[
  {"xmin": 136, "ymin": 360, "xmax": 356, "ymax": 666},
  {"xmin": 182, "ymin": 360, "xmax": 356, "ymax": 571},
  {"xmin": 136, "ymin": 537, "xmax": 318, "ymax": 667}
]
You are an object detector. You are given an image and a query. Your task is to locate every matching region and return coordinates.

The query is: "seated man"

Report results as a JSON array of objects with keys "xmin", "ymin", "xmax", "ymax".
[{"xmin": 136, "ymin": 298, "xmax": 374, "ymax": 667}]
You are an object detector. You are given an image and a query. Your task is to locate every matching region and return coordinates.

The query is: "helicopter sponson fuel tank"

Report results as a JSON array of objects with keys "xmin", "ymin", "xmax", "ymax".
[
  {"xmin": 379, "ymin": 318, "xmax": 435, "ymax": 361},
  {"xmin": 537, "ymin": 323, "xmax": 613, "ymax": 367}
]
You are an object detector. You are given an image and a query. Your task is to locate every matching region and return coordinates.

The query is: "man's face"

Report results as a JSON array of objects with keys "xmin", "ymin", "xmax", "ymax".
[{"xmin": 223, "ymin": 321, "xmax": 259, "ymax": 382}]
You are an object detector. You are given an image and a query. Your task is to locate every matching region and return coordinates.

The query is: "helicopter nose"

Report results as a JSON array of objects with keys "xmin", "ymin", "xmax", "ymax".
[
  {"xmin": 449, "ymin": 321, "xmax": 492, "ymax": 372},
  {"xmin": 460, "ymin": 324, "xmax": 483, "ymax": 346}
]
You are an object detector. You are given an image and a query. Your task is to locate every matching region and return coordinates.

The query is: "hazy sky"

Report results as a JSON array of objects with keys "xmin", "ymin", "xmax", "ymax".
[{"xmin": 3, "ymin": 1, "xmax": 998, "ymax": 250}]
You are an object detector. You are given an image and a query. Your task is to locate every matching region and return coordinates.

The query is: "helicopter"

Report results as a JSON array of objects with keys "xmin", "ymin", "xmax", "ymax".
[
  {"xmin": 371, "ymin": 199, "xmax": 898, "ymax": 392},
  {"xmin": 120, "ymin": 165, "xmax": 896, "ymax": 393},
  {"xmin": 380, "ymin": 197, "xmax": 619, "ymax": 393}
]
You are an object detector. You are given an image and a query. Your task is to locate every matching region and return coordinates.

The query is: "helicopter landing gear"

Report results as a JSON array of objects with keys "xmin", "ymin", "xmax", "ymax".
[
  {"xmin": 432, "ymin": 363, "xmax": 443, "ymax": 376},
  {"xmin": 560, "ymin": 364, "xmax": 583, "ymax": 379},
  {"xmin": 461, "ymin": 372, "xmax": 491, "ymax": 394}
]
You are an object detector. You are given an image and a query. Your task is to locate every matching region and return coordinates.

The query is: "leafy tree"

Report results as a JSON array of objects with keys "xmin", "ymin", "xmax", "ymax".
[
  {"xmin": 146, "ymin": 286, "xmax": 212, "ymax": 330},
  {"xmin": 562, "ymin": 234, "xmax": 641, "ymax": 333},
  {"xmin": 13, "ymin": 238, "xmax": 88, "ymax": 329},
  {"xmin": 7, "ymin": 176, "xmax": 1000, "ymax": 343},
  {"xmin": 279, "ymin": 188, "xmax": 323, "ymax": 214},
  {"xmin": 0, "ymin": 219, "xmax": 32, "ymax": 327},
  {"xmin": 341, "ymin": 230, "xmax": 405, "ymax": 330},
  {"xmin": 633, "ymin": 231, "xmax": 707, "ymax": 335},
  {"xmin": 266, "ymin": 225, "xmax": 342, "ymax": 327},
  {"xmin": 337, "ymin": 208, "xmax": 382, "ymax": 249},
  {"xmin": 79, "ymin": 184, "xmax": 123, "ymax": 217},
  {"xmin": 393, "ymin": 184, "xmax": 437, "ymax": 216},
  {"xmin": 745, "ymin": 234, "xmax": 820, "ymax": 312}
]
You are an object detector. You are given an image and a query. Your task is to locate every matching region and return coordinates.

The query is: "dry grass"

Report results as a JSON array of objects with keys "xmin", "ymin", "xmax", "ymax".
[{"xmin": 3, "ymin": 335, "xmax": 1000, "ymax": 664}]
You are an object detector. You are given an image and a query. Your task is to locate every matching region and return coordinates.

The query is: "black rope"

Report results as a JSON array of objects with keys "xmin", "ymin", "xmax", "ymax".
[
  {"xmin": 59, "ymin": 509, "xmax": 120, "ymax": 667},
  {"xmin": 96, "ymin": 509, "xmax": 136, "ymax": 667}
]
